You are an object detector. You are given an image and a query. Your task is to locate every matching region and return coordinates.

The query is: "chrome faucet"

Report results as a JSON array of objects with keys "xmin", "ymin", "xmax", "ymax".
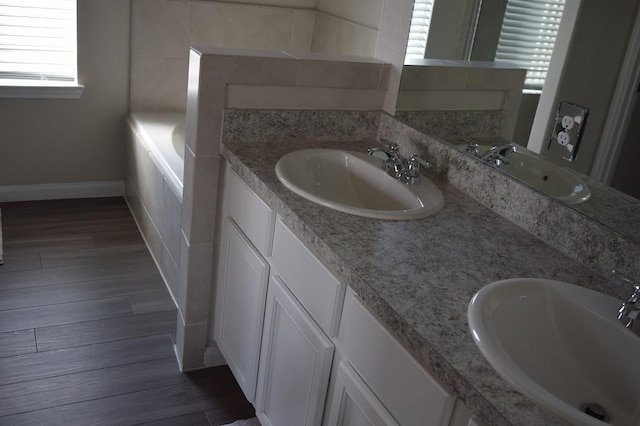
[
  {"xmin": 480, "ymin": 144, "xmax": 517, "ymax": 166},
  {"xmin": 613, "ymin": 271, "xmax": 640, "ymax": 337},
  {"xmin": 464, "ymin": 140, "xmax": 480, "ymax": 157},
  {"xmin": 367, "ymin": 141, "xmax": 431, "ymax": 185}
]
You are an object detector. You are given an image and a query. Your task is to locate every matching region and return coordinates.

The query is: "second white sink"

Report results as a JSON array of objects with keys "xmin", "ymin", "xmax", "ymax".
[
  {"xmin": 468, "ymin": 278, "xmax": 640, "ymax": 425},
  {"xmin": 275, "ymin": 149, "xmax": 444, "ymax": 220}
]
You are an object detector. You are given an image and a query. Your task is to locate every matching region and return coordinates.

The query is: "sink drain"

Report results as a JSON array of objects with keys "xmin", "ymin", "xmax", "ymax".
[{"xmin": 580, "ymin": 403, "xmax": 610, "ymax": 422}]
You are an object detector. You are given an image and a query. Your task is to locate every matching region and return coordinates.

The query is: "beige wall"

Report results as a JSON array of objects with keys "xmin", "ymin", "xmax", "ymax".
[
  {"xmin": 130, "ymin": 0, "xmax": 318, "ymax": 111},
  {"xmin": 131, "ymin": 0, "xmax": 385, "ymax": 111},
  {"xmin": 0, "ymin": 0, "xmax": 131, "ymax": 187},
  {"xmin": 221, "ymin": 0, "xmax": 316, "ymax": 7},
  {"xmin": 316, "ymin": 0, "xmax": 382, "ymax": 28},
  {"xmin": 541, "ymin": 0, "xmax": 639, "ymax": 175}
]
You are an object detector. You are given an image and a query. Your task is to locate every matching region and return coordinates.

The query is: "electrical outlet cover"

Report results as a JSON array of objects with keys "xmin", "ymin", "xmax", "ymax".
[{"xmin": 546, "ymin": 101, "xmax": 589, "ymax": 162}]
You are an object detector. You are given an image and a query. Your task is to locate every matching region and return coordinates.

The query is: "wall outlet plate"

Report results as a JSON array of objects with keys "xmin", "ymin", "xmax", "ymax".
[{"xmin": 546, "ymin": 101, "xmax": 589, "ymax": 162}]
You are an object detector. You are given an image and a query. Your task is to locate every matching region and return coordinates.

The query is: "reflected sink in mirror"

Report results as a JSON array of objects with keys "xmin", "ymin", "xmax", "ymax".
[
  {"xmin": 468, "ymin": 278, "xmax": 640, "ymax": 425},
  {"xmin": 275, "ymin": 149, "xmax": 444, "ymax": 220},
  {"xmin": 459, "ymin": 141, "xmax": 591, "ymax": 204}
]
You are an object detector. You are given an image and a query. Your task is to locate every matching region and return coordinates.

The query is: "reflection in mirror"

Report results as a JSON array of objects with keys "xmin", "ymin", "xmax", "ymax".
[
  {"xmin": 454, "ymin": 137, "xmax": 591, "ymax": 205},
  {"xmin": 395, "ymin": 0, "xmax": 640, "ymax": 246}
]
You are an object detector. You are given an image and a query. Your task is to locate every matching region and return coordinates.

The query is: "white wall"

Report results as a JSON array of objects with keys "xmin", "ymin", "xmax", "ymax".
[{"xmin": 0, "ymin": 0, "xmax": 131, "ymax": 187}]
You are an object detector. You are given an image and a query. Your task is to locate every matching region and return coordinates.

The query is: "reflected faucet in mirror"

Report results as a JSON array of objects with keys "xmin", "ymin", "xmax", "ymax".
[{"xmin": 613, "ymin": 270, "xmax": 640, "ymax": 337}]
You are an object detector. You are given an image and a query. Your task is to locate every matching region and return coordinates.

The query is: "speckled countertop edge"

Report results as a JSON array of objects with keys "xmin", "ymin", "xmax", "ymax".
[{"xmin": 221, "ymin": 138, "xmax": 618, "ymax": 426}]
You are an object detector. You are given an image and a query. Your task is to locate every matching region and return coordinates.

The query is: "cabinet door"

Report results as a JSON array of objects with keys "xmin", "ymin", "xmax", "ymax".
[
  {"xmin": 326, "ymin": 361, "xmax": 399, "ymax": 426},
  {"xmin": 214, "ymin": 218, "xmax": 269, "ymax": 403},
  {"xmin": 339, "ymin": 288, "xmax": 455, "ymax": 426},
  {"xmin": 256, "ymin": 275, "xmax": 334, "ymax": 426}
]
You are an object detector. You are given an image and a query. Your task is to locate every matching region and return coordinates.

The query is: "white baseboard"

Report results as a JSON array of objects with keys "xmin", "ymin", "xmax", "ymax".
[{"xmin": 0, "ymin": 181, "xmax": 124, "ymax": 202}]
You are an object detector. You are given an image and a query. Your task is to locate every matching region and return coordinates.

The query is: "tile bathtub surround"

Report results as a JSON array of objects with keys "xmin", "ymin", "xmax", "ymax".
[
  {"xmin": 221, "ymin": 136, "xmax": 617, "ymax": 426},
  {"xmin": 129, "ymin": 0, "xmax": 382, "ymax": 111}
]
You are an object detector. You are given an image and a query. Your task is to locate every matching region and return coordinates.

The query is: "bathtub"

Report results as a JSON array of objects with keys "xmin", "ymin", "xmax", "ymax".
[
  {"xmin": 126, "ymin": 111, "xmax": 186, "ymax": 304},
  {"xmin": 128, "ymin": 112, "xmax": 186, "ymax": 194}
]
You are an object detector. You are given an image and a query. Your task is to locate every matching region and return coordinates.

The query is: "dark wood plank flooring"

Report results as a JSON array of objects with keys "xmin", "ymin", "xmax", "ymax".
[{"xmin": 0, "ymin": 197, "xmax": 255, "ymax": 426}]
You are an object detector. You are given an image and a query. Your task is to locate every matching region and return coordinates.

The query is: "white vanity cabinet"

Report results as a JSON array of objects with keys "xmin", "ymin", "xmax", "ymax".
[
  {"xmin": 214, "ymin": 165, "xmax": 274, "ymax": 403},
  {"xmin": 214, "ymin": 161, "xmax": 478, "ymax": 426}
]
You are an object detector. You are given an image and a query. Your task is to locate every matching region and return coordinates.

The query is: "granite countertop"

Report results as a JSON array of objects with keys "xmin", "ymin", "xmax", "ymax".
[{"xmin": 221, "ymin": 138, "xmax": 615, "ymax": 426}]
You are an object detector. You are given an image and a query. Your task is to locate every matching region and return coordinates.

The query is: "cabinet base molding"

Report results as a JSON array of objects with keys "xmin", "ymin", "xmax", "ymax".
[{"xmin": 204, "ymin": 343, "xmax": 227, "ymax": 367}]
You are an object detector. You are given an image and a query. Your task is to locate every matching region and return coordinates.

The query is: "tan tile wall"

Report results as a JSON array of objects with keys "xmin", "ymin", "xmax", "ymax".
[
  {"xmin": 397, "ymin": 60, "xmax": 526, "ymax": 139},
  {"xmin": 130, "ymin": 0, "xmax": 380, "ymax": 112}
]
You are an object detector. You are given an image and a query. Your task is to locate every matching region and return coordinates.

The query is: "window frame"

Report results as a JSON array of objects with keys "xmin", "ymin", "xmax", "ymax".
[{"xmin": 0, "ymin": 0, "xmax": 84, "ymax": 99}]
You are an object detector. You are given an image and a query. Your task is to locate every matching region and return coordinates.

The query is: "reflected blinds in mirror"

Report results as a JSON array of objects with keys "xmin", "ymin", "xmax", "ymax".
[
  {"xmin": 0, "ymin": 0, "xmax": 77, "ymax": 84},
  {"xmin": 405, "ymin": 0, "xmax": 435, "ymax": 62},
  {"xmin": 495, "ymin": 0, "xmax": 566, "ymax": 92}
]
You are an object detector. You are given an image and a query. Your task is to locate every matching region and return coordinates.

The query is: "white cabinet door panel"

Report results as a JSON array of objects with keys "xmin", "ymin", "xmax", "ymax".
[
  {"xmin": 214, "ymin": 218, "xmax": 269, "ymax": 403},
  {"xmin": 327, "ymin": 361, "xmax": 399, "ymax": 426},
  {"xmin": 256, "ymin": 275, "xmax": 334, "ymax": 426}
]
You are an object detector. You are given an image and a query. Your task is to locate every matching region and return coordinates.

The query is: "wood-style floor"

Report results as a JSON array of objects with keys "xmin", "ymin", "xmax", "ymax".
[{"xmin": 0, "ymin": 197, "xmax": 255, "ymax": 426}]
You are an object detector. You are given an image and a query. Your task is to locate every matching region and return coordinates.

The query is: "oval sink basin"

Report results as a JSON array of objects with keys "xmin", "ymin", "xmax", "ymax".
[
  {"xmin": 468, "ymin": 278, "xmax": 640, "ymax": 425},
  {"xmin": 464, "ymin": 143, "xmax": 590, "ymax": 204},
  {"xmin": 498, "ymin": 148, "xmax": 590, "ymax": 204},
  {"xmin": 275, "ymin": 149, "xmax": 444, "ymax": 220}
]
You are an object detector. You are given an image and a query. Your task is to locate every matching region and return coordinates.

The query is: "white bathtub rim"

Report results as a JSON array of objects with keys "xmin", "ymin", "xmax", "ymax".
[{"xmin": 128, "ymin": 111, "xmax": 185, "ymax": 197}]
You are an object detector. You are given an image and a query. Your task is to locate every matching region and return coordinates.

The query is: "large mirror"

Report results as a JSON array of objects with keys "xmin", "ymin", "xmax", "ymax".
[{"xmin": 395, "ymin": 0, "xmax": 640, "ymax": 246}]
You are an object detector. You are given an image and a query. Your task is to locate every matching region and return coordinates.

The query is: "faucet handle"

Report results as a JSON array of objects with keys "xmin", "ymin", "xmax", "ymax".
[
  {"xmin": 461, "ymin": 139, "xmax": 479, "ymax": 156},
  {"xmin": 409, "ymin": 154, "xmax": 430, "ymax": 169},
  {"xmin": 404, "ymin": 154, "xmax": 431, "ymax": 184},
  {"xmin": 378, "ymin": 139, "xmax": 398, "ymax": 153}
]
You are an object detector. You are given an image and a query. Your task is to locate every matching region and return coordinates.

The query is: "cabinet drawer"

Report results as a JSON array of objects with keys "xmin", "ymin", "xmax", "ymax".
[
  {"xmin": 339, "ymin": 288, "xmax": 456, "ymax": 426},
  {"xmin": 271, "ymin": 216, "xmax": 344, "ymax": 336},
  {"xmin": 222, "ymin": 163, "xmax": 275, "ymax": 256}
]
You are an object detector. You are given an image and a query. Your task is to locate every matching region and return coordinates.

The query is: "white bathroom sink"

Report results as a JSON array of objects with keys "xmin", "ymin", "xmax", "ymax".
[
  {"xmin": 275, "ymin": 149, "xmax": 444, "ymax": 220},
  {"xmin": 499, "ymin": 148, "xmax": 590, "ymax": 204},
  {"xmin": 468, "ymin": 278, "xmax": 640, "ymax": 425},
  {"xmin": 471, "ymin": 144, "xmax": 590, "ymax": 204}
]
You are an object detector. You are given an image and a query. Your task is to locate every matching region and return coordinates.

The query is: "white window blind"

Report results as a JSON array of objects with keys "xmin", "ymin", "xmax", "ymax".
[
  {"xmin": 495, "ymin": 0, "xmax": 566, "ymax": 91},
  {"xmin": 405, "ymin": 0, "xmax": 434, "ymax": 63},
  {"xmin": 0, "ymin": 0, "xmax": 77, "ymax": 85}
]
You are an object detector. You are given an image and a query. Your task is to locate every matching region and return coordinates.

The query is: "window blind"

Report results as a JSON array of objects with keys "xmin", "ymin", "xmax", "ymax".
[
  {"xmin": 495, "ymin": 0, "xmax": 566, "ymax": 91},
  {"xmin": 405, "ymin": 0, "xmax": 434, "ymax": 62},
  {"xmin": 0, "ymin": 0, "xmax": 77, "ymax": 84}
]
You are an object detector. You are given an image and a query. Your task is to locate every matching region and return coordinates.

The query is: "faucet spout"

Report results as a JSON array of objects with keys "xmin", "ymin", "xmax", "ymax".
[
  {"xmin": 613, "ymin": 270, "xmax": 640, "ymax": 337},
  {"xmin": 480, "ymin": 144, "xmax": 517, "ymax": 166},
  {"xmin": 367, "ymin": 142, "xmax": 401, "ymax": 178},
  {"xmin": 367, "ymin": 142, "xmax": 430, "ymax": 185}
]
